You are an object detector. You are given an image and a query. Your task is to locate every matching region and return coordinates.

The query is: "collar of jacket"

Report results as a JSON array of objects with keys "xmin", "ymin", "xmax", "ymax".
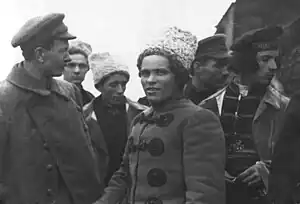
[
  {"xmin": 83, "ymin": 96, "xmax": 148, "ymax": 121},
  {"xmin": 263, "ymin": 84, "xmax": 290, "ymax": 110},
  {"xmin": 7, "ymin": 61, "xmax": 66, "ymax": 97}
]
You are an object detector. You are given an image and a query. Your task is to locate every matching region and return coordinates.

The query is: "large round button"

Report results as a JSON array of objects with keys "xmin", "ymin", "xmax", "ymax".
[
  {"xmin": 46, "ymin": 164, "xmax": 53, "ymax": 171},
  {"xmin": 43, "ymin": 143, "xmax": 49, "ymax": 150},
  {"xmin": 147, "ymin": 168, "xmax": 167, "ymax": 187},
  {"xmin": 47, "ymin": 189, "xmax": 53, "ymax": 196},
  {"xmin": 147, "ymin": 138, "xmax": 164, "ymax": 157},
  {"xmin": 145, "ymin": 197, "xmax": 163, "ymax": 204}
]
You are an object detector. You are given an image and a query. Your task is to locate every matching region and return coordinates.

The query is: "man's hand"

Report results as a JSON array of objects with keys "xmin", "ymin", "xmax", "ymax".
[{"xmin": 236, "ymin": 164, "xmax": 262, "ymax": 186}]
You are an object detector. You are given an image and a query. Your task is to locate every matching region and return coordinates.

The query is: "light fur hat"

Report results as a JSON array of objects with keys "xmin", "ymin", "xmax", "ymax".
[
  {"xmin": 142, "ymin": 26, "xmax": 198, "ymax": 70},
  {"xmin": 69, "ymin": 40, "xmax": 92, "ymax": 57},
  {"xmin": 89, "ymin": 52, "xmax": 130, "ymax": 85}
]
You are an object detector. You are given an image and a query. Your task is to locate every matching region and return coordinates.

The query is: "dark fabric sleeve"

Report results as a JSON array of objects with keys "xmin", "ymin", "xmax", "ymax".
[
  {"xmin": 269, "ymin": 92, "xmax": 300, "ymax": 204},
  {"xmin": 0, "ymin": 109, "xmax": 8, "ymax": 202}
]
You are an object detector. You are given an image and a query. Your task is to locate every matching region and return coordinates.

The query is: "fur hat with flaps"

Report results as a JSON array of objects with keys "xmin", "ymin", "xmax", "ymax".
[
  {"xmin": 89, "ymin": 52, "xmax": 130, "ymax": 86},
  {"xmin": 138, "ymin": 26, "xmax": 198, "ymax": 71}
]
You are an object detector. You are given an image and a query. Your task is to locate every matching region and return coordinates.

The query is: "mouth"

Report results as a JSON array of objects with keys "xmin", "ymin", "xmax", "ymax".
[{"xmin": 145, "ymin": 87, "xmax": 161, "ymax": 92}]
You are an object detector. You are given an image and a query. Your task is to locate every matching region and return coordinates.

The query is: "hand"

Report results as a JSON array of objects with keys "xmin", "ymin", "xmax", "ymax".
[{"xmin": 236, "ymin": 164, "xmax": 262, "ymax": 186}]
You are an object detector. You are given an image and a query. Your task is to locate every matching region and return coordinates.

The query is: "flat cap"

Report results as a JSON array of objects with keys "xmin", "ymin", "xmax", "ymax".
[
  {"xmin": 195, "ymin": 34, "xmax": 231, "ymax": 59},
  {"xmin": 231, "ymin": 25, "xmax": 283, "ymax": 52},
  {"xmin": 11, "ymin": 13, "xmax": 76, "ymax": 48}
]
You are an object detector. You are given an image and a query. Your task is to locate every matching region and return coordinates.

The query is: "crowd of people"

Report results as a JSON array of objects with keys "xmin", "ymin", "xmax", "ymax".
[{"xmin": 0, "ymin": 12, "xmax": 300, "ymax": 204}]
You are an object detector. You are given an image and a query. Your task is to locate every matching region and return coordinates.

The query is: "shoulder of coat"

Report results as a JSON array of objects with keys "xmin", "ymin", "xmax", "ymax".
[{"xmin": 126, "ymin": 97, "xmax": 149, "ymax": 111}]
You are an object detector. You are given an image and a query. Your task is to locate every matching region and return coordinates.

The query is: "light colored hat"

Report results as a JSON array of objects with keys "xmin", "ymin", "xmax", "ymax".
[
  {"xmin": 89, "ymin": 52, "xmax": 130, "ymax": 85},
  {"xmin": 142, "ymin": 26, "xmax": 198, "ymax": 70},
  {"xmin": 69, "ymin": 40, "xmax": 92, "ymax": 57}
]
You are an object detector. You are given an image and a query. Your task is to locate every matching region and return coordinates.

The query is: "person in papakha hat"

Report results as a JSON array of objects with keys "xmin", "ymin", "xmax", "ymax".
[
  {"xmin": 86, "ymin": 52, "xmax": 147, "ymax": 188},
  {"xmin": 64, "ymin": 40, "xmax": 95, "ymax": 105},
  {"xmin": 63, "ymin": 40, "xmax": 109, "ymax": 192},
  {"xmin": 0, "ymin": 13, "xmax": 103, "ymax": 204},
  {"xmin": 200, "ymin": 25, "xmax": 284, "ymax": 204},
  {"xmin": 184, "ymin": 34, "xmax": 231, "ymax": 104},
  {"xmin": 94, "ymin": 26, "xmax": 225, "ymax": 204}
]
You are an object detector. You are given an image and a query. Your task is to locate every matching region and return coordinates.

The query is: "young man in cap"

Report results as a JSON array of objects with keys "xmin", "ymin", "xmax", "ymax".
[
  {"xmin": 0, "ymin": 13, "xmax": 102, "ymax": 204},
  {"xmin": 63, "ymin": 40, "xmax": 108, "ymax": 190},
  {"xmin": 95, "ymin": 27, "xmax": 225, "ymax": 204},
  {"xmin": 86, "ymin": 52, "xmax": 147, "ymax": 187},
  {"xmin": 200, "ymin": 26, "xmax": 283, "ymax": 204},
  {"xmin": 185, "ymin": 34, "xmax": 231, "ymax": 104},
  {"xmin": 64, "ymin": 40, "xmax": 95, "ymax": 105}
]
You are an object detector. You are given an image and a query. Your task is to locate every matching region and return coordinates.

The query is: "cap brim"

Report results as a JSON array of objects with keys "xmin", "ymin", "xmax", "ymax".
[
  {"xmin": 199, "ymin": 52, "xmax": 231, "ymax": 59},
  {"xmin": 57, "ymin": 31, "xmax": 76, "ymax": 40},
  {"xmin": 211, "ymin": 52, "xmax": 231, "ymax": 59}
]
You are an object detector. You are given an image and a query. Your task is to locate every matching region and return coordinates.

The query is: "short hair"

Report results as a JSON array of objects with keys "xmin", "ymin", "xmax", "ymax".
[
  {"xmin": 137, "ymin": 48, "xmax": 190, "ymax": 90},
  {"xmin": 21, "ymin": 38, "xmax": 55, "ymax": 60}
]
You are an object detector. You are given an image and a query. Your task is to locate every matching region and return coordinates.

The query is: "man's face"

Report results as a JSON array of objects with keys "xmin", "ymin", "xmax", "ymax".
[
  {"xmin": 193, "ymin": 57, "xmax": 229, "ymax": 89},
  {"xmin": 139, "ymin": 55, "xmax": 178, "ymax": 104},
  {"xmin": 42, "ymin": 39, "xmax": 71, "ymax": 77},
  {"xmin": 98, "ymin": 73, "xmax": 129, "ymax": 105},
  {"xmin": 256, "ymin": 50, "xmax": 279, "ymax": 84},
  {"xmin": 64, "ymin": 53, "xmax": 89, "ymax": 84}
]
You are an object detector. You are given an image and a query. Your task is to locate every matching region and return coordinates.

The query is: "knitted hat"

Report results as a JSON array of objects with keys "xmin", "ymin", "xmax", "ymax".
[
  {"xmin": 141, "ymin": 26, "xmax": 198, "ymax": 70},
  {"xmin": 89, "ymin": 52, "xmax": 130, "ymax": 86},
  {"xmin": 69, "ymin": 40, "xmax": 92, "ymax": 57}
]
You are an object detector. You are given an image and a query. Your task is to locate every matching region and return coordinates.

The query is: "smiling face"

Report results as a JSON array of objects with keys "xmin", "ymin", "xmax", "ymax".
[
  {"xmin": 256, "ymin": 50, "xmax": 279, "ymax": 84},
  {"xmin": 139, "ymin": 55, "xmax": 180, "ymax": 105}
]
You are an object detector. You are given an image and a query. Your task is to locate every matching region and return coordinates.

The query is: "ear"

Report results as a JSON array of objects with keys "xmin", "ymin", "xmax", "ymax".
[{"xmin": 34, "ymin": 47, "xmax": 46, "ymax": 63}]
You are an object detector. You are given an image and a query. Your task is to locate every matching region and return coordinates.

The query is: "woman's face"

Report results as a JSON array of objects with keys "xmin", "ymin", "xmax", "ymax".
[{"xmin": 139, "ymin": 55, "xmax": 179, "ymax": 104}]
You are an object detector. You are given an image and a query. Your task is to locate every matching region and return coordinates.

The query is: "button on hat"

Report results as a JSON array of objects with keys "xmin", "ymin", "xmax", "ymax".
[
  {"xmin": 89, "ymin": 52, "xmax": 130, "ymax": 86},
  {"xmin": 231, "ymin": 26, "xmax": 283, "ymax": 53},
  {"xmin": 11, "ymin": 13, "xmax": 76, "ymax": 49},
  {"xmin": 195, "ymin": 34, "xmax": 231, "ymax": 59}
]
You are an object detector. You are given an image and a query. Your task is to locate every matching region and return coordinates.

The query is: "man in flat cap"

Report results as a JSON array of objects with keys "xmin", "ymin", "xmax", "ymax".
[
  {"xmin": 0, "ymin": 13, "xmax": 103, "ymax": 204},
  {"xmin": 200, "ymin": 26, "xmax": 284, "ymax": 204},
  {"xmin": 184, "ymin": 34, "xmax": 231, "ymax": 104}
]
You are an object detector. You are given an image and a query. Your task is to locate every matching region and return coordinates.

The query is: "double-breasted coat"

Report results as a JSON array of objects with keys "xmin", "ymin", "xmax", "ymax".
[
  {"xmin": 97, "ymin": 98, "xmax": 226, "ymax": 204},
  {"xmin": 0, "ymin": 62, "xmax": 103, "ymax": 204}
]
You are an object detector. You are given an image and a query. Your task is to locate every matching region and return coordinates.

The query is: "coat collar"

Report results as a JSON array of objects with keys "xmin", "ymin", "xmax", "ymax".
[
  {"xmin": 253, "ymin": 83, "xmax": 290, "ymax": 121},
  {"xmin": 7, "ymin": 62, "xmax": 65, "ymax": 97}
]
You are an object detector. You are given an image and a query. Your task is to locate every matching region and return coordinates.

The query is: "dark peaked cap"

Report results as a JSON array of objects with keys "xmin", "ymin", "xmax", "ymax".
[
  {"xmin": 195, "ymin": 34, "xmax": 230, "ymax": 59},
  {"xmin": 230, "ymin": 25, "xmax": 283, "ymax": 52},
  {"xmin": 11, "ymin": 13, "xmax": 76, "ymax": 48}
]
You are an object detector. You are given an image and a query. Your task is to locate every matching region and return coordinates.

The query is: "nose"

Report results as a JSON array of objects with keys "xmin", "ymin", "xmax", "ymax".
[
  {"xmin": 116, "ymin": 84, "xmax": 125, "ymax": 94},
  {"xmin": 146, "ymin": 73, "xmax": 157, "ymax": 83},
  {"xmin": 269, "ymin": 59, "xmax": 278, "ymax": 70},
  {"xmin": 74, "ymin": 66, "xmax": 80, "ymax": 74}
]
